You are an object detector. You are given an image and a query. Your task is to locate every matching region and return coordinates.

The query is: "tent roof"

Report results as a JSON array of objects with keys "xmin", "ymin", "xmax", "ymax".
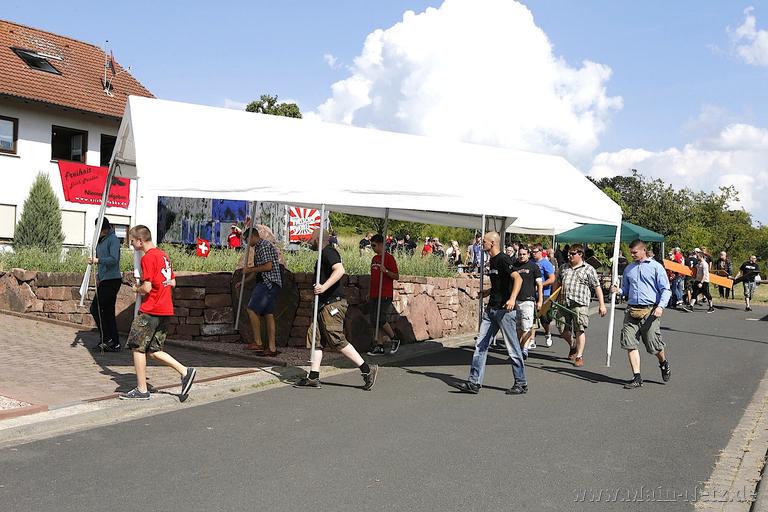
[
  {"xmin": 111, "ymin": 96, "xmax": 622, "ymax": 232},
  {"xmin": 555, "ymin": 221, "xmax": 664, "ymax": 243}
]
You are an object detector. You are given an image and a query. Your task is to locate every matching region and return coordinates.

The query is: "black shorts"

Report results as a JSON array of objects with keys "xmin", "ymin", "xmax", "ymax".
[{"xmin": 365, "ymin": 298, "xmax": 395, "ymax": 326}]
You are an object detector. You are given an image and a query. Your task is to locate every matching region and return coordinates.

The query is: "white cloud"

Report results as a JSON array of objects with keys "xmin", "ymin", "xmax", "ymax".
[
  {"xmin": 312, "ymin": 0, "xmax": 621, "ymax": 164},
  {"xmin": 588, "ymin": 123, "xmax": 768, "ymax": 222},
  {"xmin": 323, "ymin": 53, "xmax": 339, "ymax": 68},
  {"xmin": 729, "ymin": 6, "xmax": 768, "ymax": 67},
  {"xmin": 223, "ymin": 98, "xmax": 248, "ymax": 110}
]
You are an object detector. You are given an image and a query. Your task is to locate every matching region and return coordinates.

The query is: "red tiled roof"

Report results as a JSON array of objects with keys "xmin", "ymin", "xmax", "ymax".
[{"xmin": 0, "ymin": 19, "xmax": 153, "ymax": 119}]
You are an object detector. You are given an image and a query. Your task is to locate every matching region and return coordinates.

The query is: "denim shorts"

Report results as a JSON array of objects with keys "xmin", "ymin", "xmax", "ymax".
[{"xmin": 247, "ymin": 282, "xmax": 281, "ymax": 315}]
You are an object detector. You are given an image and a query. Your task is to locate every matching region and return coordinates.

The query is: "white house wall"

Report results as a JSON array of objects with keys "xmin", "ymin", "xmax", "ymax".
[{"xmin": 0, "ymin": 100, "xmax": 137, "ymax": 247}]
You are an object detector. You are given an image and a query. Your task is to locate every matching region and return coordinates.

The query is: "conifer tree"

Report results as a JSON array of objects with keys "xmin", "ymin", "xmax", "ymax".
[{"xmin": 14, "ymin": 173, "xmax": 64, "ymax": 250}]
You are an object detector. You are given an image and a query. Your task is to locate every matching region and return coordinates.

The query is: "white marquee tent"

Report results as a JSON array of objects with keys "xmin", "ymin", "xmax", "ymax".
[{"xmin": 90, "ymin": 96, "xmax": 625, "ymax": 364}]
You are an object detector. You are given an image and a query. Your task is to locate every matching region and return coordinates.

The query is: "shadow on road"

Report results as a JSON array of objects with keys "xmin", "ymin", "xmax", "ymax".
[{"xmin": 660, "ymin": 326, "xmax": 767, "ymax": 345}]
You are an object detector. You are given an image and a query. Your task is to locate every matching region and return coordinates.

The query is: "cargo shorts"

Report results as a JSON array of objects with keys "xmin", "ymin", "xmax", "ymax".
[
  {"xmin": 559, "ymin": 303, "xmax": 590, "ymax": 335},
  {"xmin": 515, "ymin": 300, "xmax": 536, "ymax": 332},
  {"xmin": 365, "ymin": 297, "xmax": 395, "ymax": 327},
  {"xmin": 305, "ymin": 299, "xmax": 349, "ymax": 350},
  {"xmin": 127, "ymin": 313, "xmax": 169, "ymax": 353},
  {"xmin": 620, "ymin": 308, "xmax": 665, "ymax": 354}
]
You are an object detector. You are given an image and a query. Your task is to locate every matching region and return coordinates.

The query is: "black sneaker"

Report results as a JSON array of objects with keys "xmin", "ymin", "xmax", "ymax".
[
  {"xmin": 293, "ymin": 376, "xmax": 321, "ymax": 388},
  {"xmin": 389, "ymin": 339, "xmax": 401, "ymax": 355},
  {"xmin": 367, "ymin": 345, "xmax": 386, "ymax": 356},
  {"xmin": 746, "ymin": 306, "xmax": 752, "ymax": 311},
  {"xmin": 623, "ymin": 376, "xmax": 643, "ymax": 389},
  {"xmin": 457, "ymin": 381, "xmax": 480, "ymax": 394},
  {"xmin": 179, "ymin": 367, "xmax": 197, "ymax": 402},
  {"xmin": 660, "ymin": 360, "xmax": 671, "ymax": 382},
  {"xmin": 506, "ymin": 385, "xmax": 528, "ymax": 395},
  {"xmin": 104, "ymin": 343, "xmax": 121, "ymax": 352},
  {"xmin": 362, "ymin": 365, "xmax": 379, "ymax": 390},
  {"xmin": 707, "ymin": 307, "xmax": 715, "ymax": 314},
  {"xmin": 118, "ymin": 387, "xmax": 150, "ymax": 400},
  {"xmin": 680, "ymin": 304, "xmax": 693, "ymax": 313}
]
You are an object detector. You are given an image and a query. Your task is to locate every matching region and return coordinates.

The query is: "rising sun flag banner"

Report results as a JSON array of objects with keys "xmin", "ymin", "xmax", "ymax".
[{"xmin": 288, "ymin": 206, "xmax": 321, "ymax": 242}]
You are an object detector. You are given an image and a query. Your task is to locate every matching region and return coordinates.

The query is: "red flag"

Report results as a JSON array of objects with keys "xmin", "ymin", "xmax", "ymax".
[
  {"xmin": 196, "ymin": 238, "xmax": 211, "ymax": 258},
  {"xmin": 58, "ymin": 161, "xmax": 130, "ymax": 208}
]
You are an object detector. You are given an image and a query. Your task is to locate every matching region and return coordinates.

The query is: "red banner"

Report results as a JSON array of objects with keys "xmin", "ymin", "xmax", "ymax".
[
  {"xmin": 58, "ymin": 161, "xmax": 131, "ymax": 208},
  {"xmin": 288, "ymin": 206, "xmax": 321, "ymax": 242}
]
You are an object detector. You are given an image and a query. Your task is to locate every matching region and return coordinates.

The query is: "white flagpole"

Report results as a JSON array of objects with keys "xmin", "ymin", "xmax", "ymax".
[
  {"xmin": 374, "ymin": 209, "xmax": 390, "ymax": 345},
  {"xmin": 133, "ymin": 249, "xmax": 142, "ymax": 317},
  {"xmin": 309, "ymin": 205, "xmax": 326, "ymax": 361},
  {"xmin": 606, "ymin": 220, "xmax": 623, "ymax": 367},
  {"xmin": 478, "ymin": 214, "xmax": 486, "ymax": 329},
  {"xmin": 79, "ymin": 162, "xmax": 117, "ymax": 306},
  {"xmin": 234, "ymin": 201, "xmax": 258, "ymax": 330}
]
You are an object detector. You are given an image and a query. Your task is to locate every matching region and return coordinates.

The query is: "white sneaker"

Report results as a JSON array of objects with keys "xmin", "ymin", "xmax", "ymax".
[
  {"xmin": 529, "ymin": 340, "xmax": 537, "ymax": 350},
  {"xmin": 545, "ymin": 334, "xmax": 553, "ymax": 347}
]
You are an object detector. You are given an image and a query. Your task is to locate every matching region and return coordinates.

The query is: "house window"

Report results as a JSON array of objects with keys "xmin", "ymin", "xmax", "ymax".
[
  {"xmin": 61, "ymin": 210, "xmax": 86, "ymax": 246},
  {"xmin": 11, "ymin": 48, "xmax": 62, "ymax": 75},
  {"xmin": 107, "ymin": 214, "xmax": 131, "ymax": 242},
  {"xmin": 0, "ymin": 116, "xmax": 18, "ymax": 154},
  {"xmin": 0, "ymin": 204, "xmax": 16, "ymax": 240},
  {"xmin": 52, "ymin": 125, "xmax": 87, "ymax": 163},
  {"xmin": 100, "ymin": 134, "xmax": 117, "ymax": 167}
]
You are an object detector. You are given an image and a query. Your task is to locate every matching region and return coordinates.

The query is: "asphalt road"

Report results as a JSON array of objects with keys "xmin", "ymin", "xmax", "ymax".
[{"xmin": 1, "ymin": 303, "xmax": 766, "ymax": 512}]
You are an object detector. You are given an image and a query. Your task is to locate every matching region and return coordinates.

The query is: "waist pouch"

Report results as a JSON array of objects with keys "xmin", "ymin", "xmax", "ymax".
[{"xmin": 628, "ymin": 306, "xmax": 652, "ymax": 319}]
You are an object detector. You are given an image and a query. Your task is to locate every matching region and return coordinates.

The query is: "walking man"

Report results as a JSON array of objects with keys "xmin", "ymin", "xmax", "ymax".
[
  {"xmin": 366, "ymin": 234, "xmax": 401, "ymax": 355},
  {"xmin": 532, "ymin": 243, "xmax": 556, "ymax": 347},
  {"xmin": 687, "ymin": 251, "xmax": 715, "ymax": 313},
  {"xmin": 120, "ymin": 226, "xmax": 196, "ymax": 401},
  {"xmin": 457, "ymin": 231, "xmax": 528, "ymax": 395},
  {"xmin": 513, "ymin": 246, "xmax": 542, "ymax": 357},
  {"xmin": 553, "ymin": 244, "xmax": 607, "ymax": 367},
  {"xmin": 611, "ymin": 239, "xmax": 672, "ymax": 389},
  {"xmin": 736, "ymin": 255, "xmax": 760, "ymax": 311},
  {"xmin": 239, "ymin": 227, "xmax": 282, "ymax": 356},
  {"xmin": 714, "ymin": 251, "xmax": 733, "ymax": 299},
  {"xmin": 294, "ymin": 229, "xmax": 378, "ymax": 390}
]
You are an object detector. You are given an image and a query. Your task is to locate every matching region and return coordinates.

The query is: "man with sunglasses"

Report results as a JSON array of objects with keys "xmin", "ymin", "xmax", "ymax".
[
  {"xmin": 553, "ymin": 244, "xmax": 607, "ymax": 367},
  {"xmin": 457, "ymin": 231, "xmax": 527, "ymax": 395}
]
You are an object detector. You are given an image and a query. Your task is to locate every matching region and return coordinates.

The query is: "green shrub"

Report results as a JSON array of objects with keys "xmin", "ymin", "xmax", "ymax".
[{"xmin": 14, "ymin": 173, "xmax": 64, "ymax": 250}]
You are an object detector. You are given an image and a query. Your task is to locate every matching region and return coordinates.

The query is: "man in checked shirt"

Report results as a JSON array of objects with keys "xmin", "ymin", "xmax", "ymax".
[
  {"xmin": 239, "ymin": 227, "xmax": 283, "ymax": 357},
  {"xmin": 553, "ymin": 244, "xmax": 607, "ymax": 367}
]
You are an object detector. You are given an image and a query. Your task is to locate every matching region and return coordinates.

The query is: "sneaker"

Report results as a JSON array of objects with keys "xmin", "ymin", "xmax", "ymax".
[
  {"xmin": 505, "ymin": 384, "xmax": 528, "ymax": 395},
  {"xmin": 104, "ymin": 343, "xmax": 121, "ymax": 352},
  {"xmin": 660, "ymin": 360, "xmax": 671, "ymax": 382},
  {"xmin": 706, "ymin": 307, "xmax": 715, "ymax": 314},
  {"xmin": 545, "ymin": 334, "xmax": 553, "ymax": 348},
  {"xmin": 521, "ymin": 348, "xmax": 528, "ymax": 360},
  {"xmin": 574, "ymin": 356, "xmax": 584, "ymax": 367},
  {"xmin": 389, "ymin": 339, "xmax": 401, "ymax": 355},
  {"xmin": 293, "ymin": 376, "xmax": 321, "ymax": 388},
  {"xmin": 362, "ymin": 365, "xmax": 379, "ymax": 391},
  {"xmin": 457, "ymin": 381, "xmax": 480, "ymax": 394},
  {"xmin": 118, "ymin": 387, "xmax": 150, "ymax": 400},
  {"xmin": 680, "ymin": 304, "xmax": 693, "ymax": 313},
  {"xmin": 623, "ymin": 376, "xmax": 643, "ymax": 389},
  {"xmin": 528, "ymin": 340, "xmax": 537, "ymax": 350},
  {"xmin": 746, "ymin": 306, "xmax": 752, "ymax": 312},
  {"xmin": 567, "ymin": 346, "xmax": 577, "ymax": 361},
  {"xmin": 179, "ymin": 367, "xmax": 197, "ymax": 401},
  {"xmin": 367, "ymin": 345, "xmax": 386, "ymax": 356}
]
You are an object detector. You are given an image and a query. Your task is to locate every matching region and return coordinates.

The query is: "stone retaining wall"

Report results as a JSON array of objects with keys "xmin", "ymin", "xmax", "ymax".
[{"xmin": 0, "ymin": 268, "xmax": 487, "ymax": 349}]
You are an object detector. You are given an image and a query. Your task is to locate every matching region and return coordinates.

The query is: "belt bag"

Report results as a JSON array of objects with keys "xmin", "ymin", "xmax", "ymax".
[{"xmin": 628, "ymin": 306, "xmax": 652, "ymax": 319}]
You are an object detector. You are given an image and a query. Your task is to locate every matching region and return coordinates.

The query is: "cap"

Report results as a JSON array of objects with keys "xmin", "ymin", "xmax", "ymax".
[{"xmin": 694, "ymin": 248, "xmax": 701, "ymax": 252}]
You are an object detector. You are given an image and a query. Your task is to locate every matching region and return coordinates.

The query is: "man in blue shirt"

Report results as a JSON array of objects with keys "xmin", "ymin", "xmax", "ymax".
[
  {"xmin": 611, "ymin": 239, "xmax": 672, "ymax": 389},
  {"xmin": 532, "ymin": 243, "xmax": 556, "ymax": 347}
]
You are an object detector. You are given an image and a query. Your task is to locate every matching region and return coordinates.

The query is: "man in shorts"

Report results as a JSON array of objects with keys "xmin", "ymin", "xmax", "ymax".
[
  {"xmin": 553, "ymin": 244, "xmax": 607, "ymax": 367},
  {"xmin": 456, "ymin": 231, "xmax": 527, "ymax": 395},
  {"xmin": 240, "ymin": 227, "xmax": 282, "ymax": 356},
  {"xmin": 120, "ymin": 225, "xmax": 197, "ymax": 401},
  {"xmin": 366, "ymin": 234, "xmax": 401, "ymax": 355},
  {"xmin": 611, "ymin": 239, "xmax": 671, "ymax": 389},
  {"xmin": 736, "ymin": 255, "xmax": 760, "ymax": 312},
  {"xmin": 532, "ymin": 243, "xmax": 557, "ymax": 346},
  {"xmin": 512, "ymin": 246, "xmax": 542, "ymax": 358},
  {"xmin": 294, "ymin": 229, "xmax": 378, "ymax": 390}
]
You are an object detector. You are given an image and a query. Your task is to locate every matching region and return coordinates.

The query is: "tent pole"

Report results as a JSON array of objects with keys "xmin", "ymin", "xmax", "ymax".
[
  {"xmin": 310, "ymin": 204, "xmax": 327, "ymax": 364},
  {"xmin": 606, "ymin": 220, "xmax": 622, "ymax": 367},
  {"xmin": 234, "ymin": 201, "xmax": 258, "ymax": 330},
  {"xmin": 478, "ymin": 214, "xmax": 486, "ymax": 329},
  {"xmin": 374, "ymin": 209, "xmax": 390, "ymax": 346},
  {"xmin": 79, "ymin": 162, "xmax": 117, "ymax": 306}
]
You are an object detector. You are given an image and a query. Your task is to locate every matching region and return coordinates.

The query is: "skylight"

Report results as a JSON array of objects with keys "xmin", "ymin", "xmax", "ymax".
[{"xmin": 11, "ymin": 47, "xmax": 61, "ymax": 75}]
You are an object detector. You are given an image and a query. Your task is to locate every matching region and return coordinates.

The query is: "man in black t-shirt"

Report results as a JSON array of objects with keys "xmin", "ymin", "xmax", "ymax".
[
  {"xmin": 294, "ymin": 229, "xmax": 378, "ymax": 390},
  {"xmin": 457, "ymin": 231, "xmax": 528, "ymax": 395},
  {"xmin": 512, "ymin": 246, "xmax": 543, "ymax": 356},
  {"xmin": 736, "ymin": 255, "xmax": 760, "ymax": 311},
  {"xmin": 359, "ymin": 233, "xmax": 373, "ymax": 255}
]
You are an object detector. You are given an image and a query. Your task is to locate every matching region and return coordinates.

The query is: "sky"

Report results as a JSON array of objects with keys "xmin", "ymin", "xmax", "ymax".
[{"xmin": 5, "ymin": 0, "xmax": 768, "ymax": 222}]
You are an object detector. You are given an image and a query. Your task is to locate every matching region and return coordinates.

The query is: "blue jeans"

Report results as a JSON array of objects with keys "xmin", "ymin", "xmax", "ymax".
[
  {"xmin": 672, "ymin": 276, "xmax": 683, "ymax": 304},
  {"xmin": 468, "ymin": 307, "xmax": 527, "ymax": 387}
]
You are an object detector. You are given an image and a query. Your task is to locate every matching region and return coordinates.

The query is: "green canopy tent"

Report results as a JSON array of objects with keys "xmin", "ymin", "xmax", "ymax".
[{"xmin": 556, "ymin": 221, "xmax": 664, "ymax": 244}]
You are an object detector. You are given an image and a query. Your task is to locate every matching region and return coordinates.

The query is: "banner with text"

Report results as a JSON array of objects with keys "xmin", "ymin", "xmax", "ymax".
[{"xmin": 58, "ymin": 161, "xmax": 131, "ymax": 208}]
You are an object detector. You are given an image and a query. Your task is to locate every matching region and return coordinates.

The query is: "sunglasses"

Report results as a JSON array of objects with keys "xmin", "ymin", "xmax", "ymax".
[{"xmin": 568, "ymin": 251, "xmax": 581, "ymax": 256}]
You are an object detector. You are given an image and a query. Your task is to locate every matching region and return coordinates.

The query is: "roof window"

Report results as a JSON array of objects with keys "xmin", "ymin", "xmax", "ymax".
[{"xmin": 11, "ymin": 47, "xmax": 61, "ymax": 75}]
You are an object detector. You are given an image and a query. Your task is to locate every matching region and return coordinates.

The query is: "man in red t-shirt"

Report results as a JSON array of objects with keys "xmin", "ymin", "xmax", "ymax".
[
  {"xmin": 119, "ymin": 225, "xmax": 197, "ymax": 402},
  {"xmin": 366, "ymin": 234, "xmax": 401, "ymax": 355},
  {"xmin": 227, "ymin": 225, "xmax": 242, "ymax": 249}
]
